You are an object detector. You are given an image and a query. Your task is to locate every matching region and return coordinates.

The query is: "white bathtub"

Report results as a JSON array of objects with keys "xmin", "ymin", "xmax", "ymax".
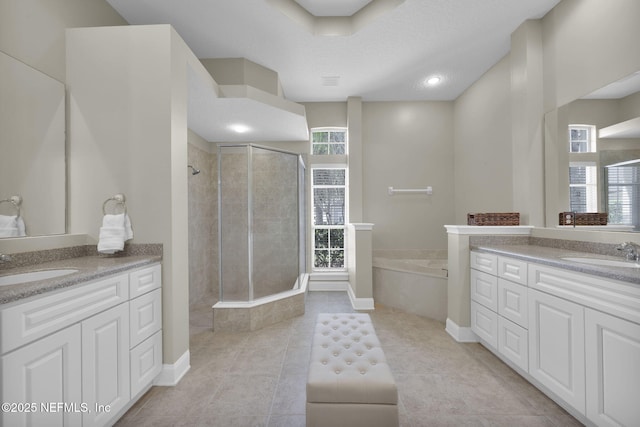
[{"xmin": 372, "ymin": 250, "xmax": 448, "ymax": 322}]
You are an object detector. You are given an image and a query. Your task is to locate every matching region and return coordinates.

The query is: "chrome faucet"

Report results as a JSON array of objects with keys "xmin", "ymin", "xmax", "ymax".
[
  {"xmin": 616, "ymin": 242, "xmax": 640, "ymax": 261},
  {"xmin": 0, "ymin": 253, "xmax": 11, "ymax": 263}
]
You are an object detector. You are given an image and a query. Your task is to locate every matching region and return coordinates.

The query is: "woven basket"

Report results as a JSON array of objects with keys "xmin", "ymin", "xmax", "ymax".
[
  {"xmin": 467, "ymin": 212, "xmax": 520, "ymax": 226},
  {"xmin": 559, "ymin": 212, "xmax": 608, "ymax": 226}
]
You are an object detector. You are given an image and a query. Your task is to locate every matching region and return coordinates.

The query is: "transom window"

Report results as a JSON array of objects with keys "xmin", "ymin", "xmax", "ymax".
[
  {"xmin": 569, "ymin": 125, "xmax": 596, "ymax": 153},
  {"xmin": 312, "ymin": 128, "xmax": 346, "ymax": 155}
]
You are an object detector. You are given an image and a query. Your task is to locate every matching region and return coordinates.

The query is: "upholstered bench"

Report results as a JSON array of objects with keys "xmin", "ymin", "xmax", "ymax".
[{"xmin": 306, "ymin": 313, "xmax": 398, "ymax": 427}]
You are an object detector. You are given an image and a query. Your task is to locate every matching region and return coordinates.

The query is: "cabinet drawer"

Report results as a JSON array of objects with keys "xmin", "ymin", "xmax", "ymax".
[
  {"xmin": 471, "ymin": 301, "xmax": 498, "ymax": 350},
  {"xmin": 130, "ymin": 330, "xmax": 162, "ymax": 398},
  {"xmin": 529, "ymin": 263, "xmax": 640, "ymax": 325},
  {"xmin": 497, "ymin": 256, "xmax": 527, "ymax": 285},
  {"xmin": 129, "ymin": 263, "xmax": 161, "ymax": 299},
  {"xmin": 470, "ymin": 251, "xmax": 497, "ymax": 275},
  {"xmin": 130, "ymin": 288, "xmax": 162, "ymax": 348},
  {"xmin": 498, "ymin": 316, "xmax": 528, "ymax": 372},
  {"xmin": 470, "ymin": 269, "xmax": 498, "ymax": 311},
  {"xmin": 498, "ymin": 278, "xmax": 528, "ymax": 328},
  {"xmin": 0, "ymin": 273, "xmax": 129, "ymax": 354}
]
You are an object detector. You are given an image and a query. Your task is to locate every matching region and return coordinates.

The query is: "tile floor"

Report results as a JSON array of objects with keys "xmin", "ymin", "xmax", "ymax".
[{"xmin": 115, "ymin": 291, "xmax": 583, "ymax": 427}]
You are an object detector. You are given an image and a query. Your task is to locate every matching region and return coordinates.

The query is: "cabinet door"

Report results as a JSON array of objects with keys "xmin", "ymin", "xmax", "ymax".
[
  {"xmin": 470, "ymin": 269, "xmax": 498, "ymax": 311},
  {"xmin": 130, "ymin": 330, "xmax": 163, "ymax": 398},
  {"xmin": 498, "ymin": 316, "xmax": 528, "ymax": 372},
  {"xmin": 1, "ymin": 324, "xmax": 82, "ymax": 427},
  {"xmin": 82, "ymin": 303, "xmax": 130, "ymax": 427},
  {"xmin": 130, "ymin": 288, "xmax": 162, "ymax": 348},
  {"xmin": 471, "ymin": 301, "xmax": 498, "ymax": 350},
  {"xmin": 585, "ymin": 308, "xmax": 640, "ymax": 427},
  {"xmin": 528, "ymin": 289, "xmax": 585, "ymax": 415},
  {"xmin": 498, "ymin": 278, "xmax": 528, "ymax": 328}
]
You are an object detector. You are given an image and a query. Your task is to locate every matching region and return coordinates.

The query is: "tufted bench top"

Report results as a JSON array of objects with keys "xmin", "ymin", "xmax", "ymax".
[{"xmin": 307, "ymin": 313, "xmax": 397, "ymax": 405}]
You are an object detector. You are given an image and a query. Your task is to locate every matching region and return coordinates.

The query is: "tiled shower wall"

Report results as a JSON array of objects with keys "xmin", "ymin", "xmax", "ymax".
[{"xmin": 187, "ymin": 143, "xmax": 218, "ymax": 306}]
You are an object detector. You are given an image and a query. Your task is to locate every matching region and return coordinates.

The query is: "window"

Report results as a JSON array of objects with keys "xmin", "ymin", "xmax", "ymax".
[
  {"xmin": 606, "ymin": 164, "xmax": 640, "ymax": 228},
  {"xmin": 312, "ymin": 168, "xmax": 346, "ymax": 269},
  {"xmin": 310, "ymin": 127, "xmax": 348, "ymax": 270},
  {"xmin": 569, "ymin": 125, "xmax": 596, "ymax": 153},
  {"xmin": 312, "ymin": 128, "xmax": 346, "ymax": 155},
  {"xmin": 569, "ymin": 162, "xmax": 598, "ymax": 212}
]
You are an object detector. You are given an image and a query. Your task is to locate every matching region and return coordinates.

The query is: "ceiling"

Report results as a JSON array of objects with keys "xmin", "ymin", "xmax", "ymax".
[{"xmin": 105, "ymin": 0, "xmax": 562, "ymax": 103}]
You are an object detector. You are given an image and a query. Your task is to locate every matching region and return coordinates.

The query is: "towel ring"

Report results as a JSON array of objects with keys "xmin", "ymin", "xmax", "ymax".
[
  {"xmin": 0, "ymin": 195, "xmax": 22, "ymax": 218},
  {"xmin": 102, "ymin": 194, "xmax": 127, "ymax": 215}
]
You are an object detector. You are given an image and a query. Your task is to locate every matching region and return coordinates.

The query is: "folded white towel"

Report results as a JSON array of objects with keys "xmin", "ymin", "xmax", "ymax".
[
  {"xmin": 0, "ymin": 215, "xmax": 26, "ymax": 238},
  {"xmin": 98, "ymin": 213, "xmax": 134, "ymax": 254}
]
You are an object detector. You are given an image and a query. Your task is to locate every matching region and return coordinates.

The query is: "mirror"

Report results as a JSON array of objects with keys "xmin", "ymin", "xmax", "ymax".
[
  {"xmin": 0, "ymin": 51, "xmax": 66, "ymax": 238},
  {"xmin": 545, "ymin": 71, "xmax": 640, "ymax": 231}
]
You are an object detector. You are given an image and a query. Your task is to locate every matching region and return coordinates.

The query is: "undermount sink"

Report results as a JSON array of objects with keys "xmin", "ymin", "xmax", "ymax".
[
  {"xmin": 0, "ymin": 269, "xmax": 79, "ymax": 286},
  {"xmin": 561, "ymin": 257, "xmax": 640, "ymax": 269}
]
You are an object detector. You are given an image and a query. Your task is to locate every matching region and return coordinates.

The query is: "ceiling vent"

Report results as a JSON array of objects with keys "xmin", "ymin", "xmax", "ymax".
[{"xmin": 321, "ymin": 75, "xmax": 340, "ymax": 86}]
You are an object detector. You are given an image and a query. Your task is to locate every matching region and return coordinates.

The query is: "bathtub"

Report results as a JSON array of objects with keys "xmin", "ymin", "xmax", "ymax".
[{"xmin": 372, "ymin": 250, "xmax": 448, "ymax": 322}]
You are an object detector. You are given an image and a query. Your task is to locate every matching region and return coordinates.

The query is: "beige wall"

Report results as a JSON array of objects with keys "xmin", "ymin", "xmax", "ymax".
[
  {"xmin": 66, "ymin": 24, "xmax": 200, "ymax": 366},
  {"xmin": 362, "ymin": 101, "xmax": 455, "ymax": 250},
  {"xmin": 542, "ymin": 0, "xmax": 640, "ymax": 111},
  {"xmin": 0, "ymin": 0, "xmax": 126, "ymax": 82},
  {"xmin": 453, "ymin": 56, "xmax": 513, "ymax": 225}
]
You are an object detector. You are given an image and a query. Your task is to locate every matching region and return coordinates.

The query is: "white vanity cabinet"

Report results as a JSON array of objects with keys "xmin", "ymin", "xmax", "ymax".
[
  {"xmin": 470, "ymin": 252, "xmax": 529, "ymax": 371},
  {"xmin": 0, "ymin": 262, "xmax": 162, "ymax": 427},
  {"xmin": 471, "ymin": 250, "xmax": 640, "ymax": 426}
]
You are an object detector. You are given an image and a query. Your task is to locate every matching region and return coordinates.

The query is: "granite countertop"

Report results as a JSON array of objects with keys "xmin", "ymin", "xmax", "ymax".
[
  {"xmin": 471, "ymin": 244, "xmax": 640, "ymax": 285},
  {"xmin": 0, "ymin": 254, "xmax": 162, "ymax": 305}
]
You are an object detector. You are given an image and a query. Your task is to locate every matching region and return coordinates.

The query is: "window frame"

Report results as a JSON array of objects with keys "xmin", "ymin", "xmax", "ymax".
[
  {"xmin": 308, "ymin": 127, "xmax": 349, "ymax": 274},
  {"xmin": 311, "ymin": 127, "xmax": 348, "ymax": 156},
  {"xmin": 569, "ymin": 161, "xmax": 598, "ymax": 213},
  {"xmin": 568, "ymin": 124, "xmax": 597, "ymax": 153}
]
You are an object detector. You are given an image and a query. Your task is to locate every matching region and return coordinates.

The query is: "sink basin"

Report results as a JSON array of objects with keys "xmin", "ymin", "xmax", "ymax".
[
  {"xmin": 561, "ymin": 257, "xmax": 640, "ymax": 268},
  {"xmin": 0, "ymin": 269, "xmax": 79, "ymax": 286}
]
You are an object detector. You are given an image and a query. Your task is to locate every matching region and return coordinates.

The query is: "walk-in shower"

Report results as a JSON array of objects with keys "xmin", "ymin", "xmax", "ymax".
[{"xmin": 213, "ymin": 144, "xmax": 307, "ymax": 331}]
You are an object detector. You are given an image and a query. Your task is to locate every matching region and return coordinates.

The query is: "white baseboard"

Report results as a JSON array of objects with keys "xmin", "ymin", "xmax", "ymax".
[
  {"xmin": 347, "ymin": 284, "xmax": 375, "ymax": 310},
  {"xmin": 445, "ymin": 318, "xmax": 478, "ymax": 342},
  {"xmin": 309, "ymin": 281, "xmax": 348, "ymax": 292},
  {"xmin": 154, "ymin": 349, "xmax": 190, "ymax": 386}
]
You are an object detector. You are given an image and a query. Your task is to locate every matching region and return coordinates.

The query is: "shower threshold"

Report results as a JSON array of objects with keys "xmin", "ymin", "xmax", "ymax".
[{"xmin": 212, "ymin": 274, "xmax": 308, "ymax": 332}]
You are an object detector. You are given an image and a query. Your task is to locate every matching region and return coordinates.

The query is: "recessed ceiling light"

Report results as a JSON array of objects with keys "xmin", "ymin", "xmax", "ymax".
[
  {"xmin": 229, "ymin": 124, "xmax": 250, "ymax": 133},
  {"xmin": 425, "ymin": 76, "xmax": 441, "ymax": 86}
]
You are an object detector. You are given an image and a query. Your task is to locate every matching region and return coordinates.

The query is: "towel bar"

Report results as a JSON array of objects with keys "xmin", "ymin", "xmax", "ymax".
[
  {"xmin": 102, "ymin": 194, "xmax": 127, "ymax": 215},
  {"xmin": 387, "ymin": 186, "xmax": 432, "ymax": 196}
]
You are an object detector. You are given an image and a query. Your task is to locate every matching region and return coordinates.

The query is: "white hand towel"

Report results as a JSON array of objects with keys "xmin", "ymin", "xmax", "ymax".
[
  {"xmin": 0, "ymin": 215, "xmax": 25, "ymax": 237},
  {"xmin": 98, "ymin": 213, "xmax": 134, "ymax": 254}
]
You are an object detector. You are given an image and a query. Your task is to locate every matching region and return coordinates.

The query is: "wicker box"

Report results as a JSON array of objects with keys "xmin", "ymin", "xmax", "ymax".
[
  {"xmin": 559, "ymin": 212, "xmax": 608, "ymax": 226},
  {"xmin": 467, "ymin": 212, "xmax": 520, "ymax": 226}
]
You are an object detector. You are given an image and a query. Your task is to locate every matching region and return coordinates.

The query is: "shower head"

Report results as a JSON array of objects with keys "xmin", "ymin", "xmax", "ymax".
[{"xmin": 188, "ymin": 165, "xmax": 201, "ymax": 175}]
